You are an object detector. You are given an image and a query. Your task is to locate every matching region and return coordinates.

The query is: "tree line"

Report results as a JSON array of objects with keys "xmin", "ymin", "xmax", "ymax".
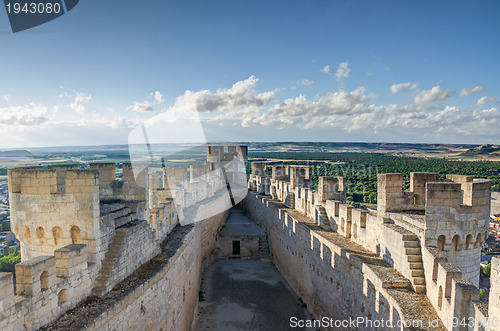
[{"xmin": 249, "ymin": 152, "xmax": 500, "ymax": 204}]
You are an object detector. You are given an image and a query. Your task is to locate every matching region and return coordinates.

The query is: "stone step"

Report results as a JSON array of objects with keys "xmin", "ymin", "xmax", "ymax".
[
  {"xmin": 405, "ymin": 248, "xmax": 421, "ymax": 255},
  {"xmin": 414, "ymin": 285, "xmax": 426, "ymax": 294},
  {"xmin": 407, "ymin": 255, "xmax": 423, "ymax": 262},
  {"xmin": 101, "ymin": 261, "xmax": 115, "ymax": 271},
  {"xmin": 115, "ymin": 230, "xmax": 128, "ymax": 237},
  {"xmin": 108, "ymin": 244, "xmax": 122, "ymax": 254},
  {"xmin": 413, "ymin": 277, "xmax": 425, "ymax": 285},
  {"xmin": 112, "ymin": 237, "xmax": 125, "ymax": 245},
  {"xmin": 95, "ymin": 277, "xmax": 108, "ymax": 288},
  {"xmin": 115, "ymin": 214, "xmax": 134, "ymax": 228},
  {"xmin": 98, "ymin": 270, "xmax": 111, "ymax": 278},
  {"xmin": 409, "ymin": 262, "xmax": 423, "ymax": 270},
  {"xmin": 100, "ymin": 204, "xmax": 129, "ymax": 217},
  {"xmin": 404, "ymin": 241, "xmax": 420, "ymax": 248},
  {"xmin": 261, "ymin": 257, "xmax": 273, "ymax": 263},
  {"xmin": 105, "ymin": 257, "xmax": 118, "ymax": 264},
  {"xmin": 402, "ymin": 233, "xmax": 418, "ymax": 241},
  {"xmin": 91, "ymin": 287, "xmax": 106, "ymax": 297},
  {"xmin": 260, "ymin": 249, "xmax": 269, "ymax": 254},
  {"xmin": 410, "ymin": 269, "xmax": 424, "ymax": 277}
]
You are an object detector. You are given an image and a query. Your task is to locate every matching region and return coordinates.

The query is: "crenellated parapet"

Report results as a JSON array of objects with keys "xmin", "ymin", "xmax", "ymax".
[
  {"xmin": 377, "ymin": 172, "xmax": 439, "ymax": 215},
  {"xmin": 1, "ymin": 145, "xmax": 246, "ymax": 330},
  {"xmin": 0, "ymin": 244, "xmax": 94, "ymax": 331},
  {"xmin": 247, "ymin": 166, "xmax": 496, "ymax": 330},
  {"xmin": 207, "ymin": 145, "xmax": 248, "ymax": 164}
]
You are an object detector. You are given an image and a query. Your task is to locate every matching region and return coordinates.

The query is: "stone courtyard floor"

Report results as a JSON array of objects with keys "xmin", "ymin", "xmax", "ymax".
[{"xmin": 195, "ymin": 259, "xmax": 312, "ymax": 331}]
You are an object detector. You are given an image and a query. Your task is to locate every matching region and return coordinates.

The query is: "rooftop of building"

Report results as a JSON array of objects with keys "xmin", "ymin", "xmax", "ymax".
[{"xmin": 218, "ymin": 208, "xmax": 265, "ymax": 237}]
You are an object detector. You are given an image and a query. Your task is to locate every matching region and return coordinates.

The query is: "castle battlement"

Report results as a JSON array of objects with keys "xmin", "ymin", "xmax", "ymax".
[
  {"xmin": 248, "ymin": 161, "xmax": 498, "ymax": 330},
  {"xmin": 207, "ymin": 145, "xmax": 248, "ymax": 163},
  {"xmin": 0, "ymin": 244, "xmax": 93, "ymax": 330},
  {"xmin": 2, "ymin": 151, "xmax": 498, "ymax": 331},
  {"xmin": 8, "ymin": 167, "xmax": 99, "ymax": 196}
]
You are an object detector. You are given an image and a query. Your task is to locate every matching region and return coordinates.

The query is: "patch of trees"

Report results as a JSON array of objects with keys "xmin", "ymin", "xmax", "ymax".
[{"xmin": 0, "ymin": 248, "xmax": 21, "ymax": 273}]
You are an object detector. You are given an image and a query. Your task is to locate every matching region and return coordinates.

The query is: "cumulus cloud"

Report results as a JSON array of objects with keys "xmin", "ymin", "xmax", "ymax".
[
  {"xmin": 242, "ymin": 87, "xmax": 370, "ymax": 129},
  {"xmin": 459, "ymin": 86, "xmax": 485, "ymax": 98},
  {"xmin": 1, "ymin": 76, "xmax": 497, "ymax": 147},
  {"xmin": 167, "ymin": 75, "xmax": 274, "ymax": 115},
  {"xmin": 476, "ymin": 96, "xmax": 497, "ymax": 107},
  {"xmin": 390, "ymin": 82, "xmax": 418, "ymax": 94},
  {"xmin": 0, "ymin": 103, "xmax": 49, "ymax": 127},
  {"xmin": 128, "ymin": 101, "xmax": 153, "ymax": 113},
  {"xmin": 2, "ymin": 95, "xmax": 9, "ymax": 102},
  {"xmin": 69, "ymin": 92, "xmax": 92, "ymax": 114},
  {"xmin": 321, "ymin": 65, "xmax": 330, "ymax": 74},
  {"xmin": 413, "ymin": 86, "xmax": 453, "ymax": 107},
  {"xmin": 152, "ymin": 91, "xmax": 165, "ymax": 103},
  {"xmin": 335, "ymin": 61, "xmax": 350, "ymax": 82},
  {"xmin": 301, "ymin": 79, "xmax": 314, "ymax": 86}
]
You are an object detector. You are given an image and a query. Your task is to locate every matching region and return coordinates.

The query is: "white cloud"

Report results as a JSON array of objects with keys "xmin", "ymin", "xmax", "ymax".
[
  {"xmin": 69, "ymin": 92, "xmax": 92, "ymax": 114},
  {"xmin": 0, "ymin": 103, "xmax": 49, "ymax": 127},
  {"xmin": 238, "ymin": 87, "xmax": 370, "ymax": 129},
  {"xmin": 2, "ymin": 95, "xmax": 9, "ymax": 102},
  {"xmin": 476, "ymin": 96, "xmax": 497, "ymax": 107},
  {"xmin": 168, "ymin": 75, "xmax": 274, "ymax": 115},
  {"xmin": 459, "ymin": 86, "xmax": 485, "ymax": 98},
  {"xmin": 1, "ymin": 77, "xmax": 497, "ymax": 147},
  {"xmin": 128, "ymin": 101, "xmax": 153, "ymax": 113},
  {"xmin": 390, "ymin": 82, "xmax": 418, "ymax": 94},
  {"xmin": 321, "ymin": 65, "xmax": 330, "ymax": 74},
  {"xmin": 301, "ymin": 79, "xmax": 314, "ymax": 86},
  {"xmin": 152, "ymin": 91, "xmax": 165, "ymax": 103},
  {"xmin": 413, "ymin": 86, "xmax": 452, "ymax": 107},
  {"xmin": 335, "ymin": 61, "xmax": 350, "ymax": 83}
]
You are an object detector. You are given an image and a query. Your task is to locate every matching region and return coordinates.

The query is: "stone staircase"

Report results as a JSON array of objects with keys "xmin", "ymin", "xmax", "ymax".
[
  {"xmin": 317, "ymin": 205, "xmax": 330, "ymax": 230},
  {"xmin": 259, "ymin": 235, "xmax": 272, "ymax": 263},
  {"xmin": 91, "ymin": 229, "xmax": 127, "ymax": 297},
  {"xmin": 403, "ymin": 234, "xmax": 426, "ymax": 294}
]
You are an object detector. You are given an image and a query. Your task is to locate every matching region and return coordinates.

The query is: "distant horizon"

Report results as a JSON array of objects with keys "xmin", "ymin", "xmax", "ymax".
[{"xmin": 0, "ymin": 140, "xmax": 487, "ymax": 152}]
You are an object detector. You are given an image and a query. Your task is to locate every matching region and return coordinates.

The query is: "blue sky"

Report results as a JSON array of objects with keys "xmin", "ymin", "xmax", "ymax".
[{"xmin": 1, "ymin": 0, "xmax": 499, "ymax": 148}]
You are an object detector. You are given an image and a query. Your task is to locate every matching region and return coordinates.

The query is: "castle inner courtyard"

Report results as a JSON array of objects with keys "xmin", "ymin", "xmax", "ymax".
[{"xmin": 196, "ymin": 259, "xmax": 311, "ymax": 330}]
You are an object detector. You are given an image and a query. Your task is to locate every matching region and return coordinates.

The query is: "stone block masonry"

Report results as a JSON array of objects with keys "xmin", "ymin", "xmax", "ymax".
[
  {"xmin": 3, "ymin": 146, "xmax": 498, "ymax": 331},
  {"xmin": 243, "ymin": 192, "xmax": 445, "ymax": 330},
  {"xmin": 42, "ymin": 210, "xmax": 228, "ymax": 331},
  {"xmin": 248, "ymin": 163, "xmax": 498, "ymax": 331},
  {"xmin": 1, "ymin": 144, "xmax": 245, "ymax": 331}
]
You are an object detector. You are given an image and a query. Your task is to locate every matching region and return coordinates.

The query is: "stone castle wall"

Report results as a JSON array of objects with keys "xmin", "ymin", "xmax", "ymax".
[
  {"xmin": 1, "ymin": 144, "xmax": 245, "ymax": 331},
  {"xmin": 3, "ymin": 145, "xmax": 500, "ymax": 331},
  {"xmin": 82, "ymin": 211, "xmax": 228, "ymax": 331},
  {"xmin": 248, "ymin": 163, "xmax": 498, "ymax": 331},
  {"xmin": 243, "ymin": 193, "xmax": 444, "ymax": 330}
]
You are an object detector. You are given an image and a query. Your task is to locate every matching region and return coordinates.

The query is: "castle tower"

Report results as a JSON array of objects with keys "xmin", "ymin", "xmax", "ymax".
[
  {"xmin": 424, "ymin": 175, "xmax": 490, "ymax": 286},
  {"xmin": 8, "ymin": 166, "xmax": 101, "ymax": 262},
  {"xmin": 377, "ymin": 172, "xmax": 490, "ymax": 287}
]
